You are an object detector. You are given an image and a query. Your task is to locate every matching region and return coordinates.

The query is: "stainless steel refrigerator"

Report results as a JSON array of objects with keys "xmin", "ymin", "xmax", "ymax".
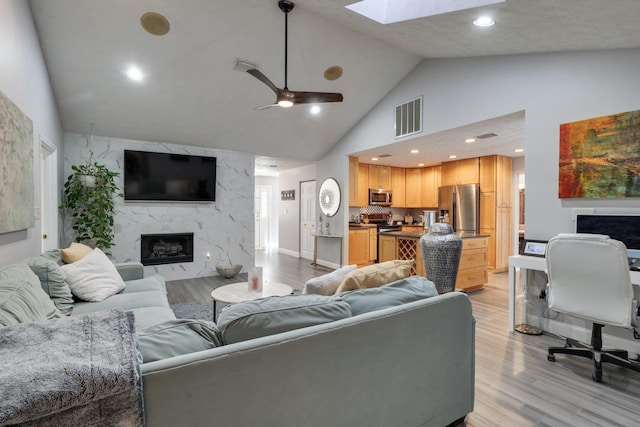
[{"xmin": 437, "ymin": 184, "xmax": 480, "ymax": 233}]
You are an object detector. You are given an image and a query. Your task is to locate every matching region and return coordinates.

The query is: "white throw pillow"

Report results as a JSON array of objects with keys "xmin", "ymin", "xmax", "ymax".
[
  {"xmin": 61, "ymin": 248, "xmax": 125, "ymax": 302},
  {"xmin": 302, "ymin": 264, "xmax": 357, "ymax": 296}
]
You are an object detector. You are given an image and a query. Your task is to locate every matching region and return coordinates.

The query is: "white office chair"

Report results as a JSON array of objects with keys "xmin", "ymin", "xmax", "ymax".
[{"xmin": 545, "ymin": 233, "xmax": 640, "ymax": 382}]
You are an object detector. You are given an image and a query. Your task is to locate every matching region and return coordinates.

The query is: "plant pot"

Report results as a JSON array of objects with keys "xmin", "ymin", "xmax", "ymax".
[{"xmin": 216, "ymin": 264, "xmax": 242, "ymax": 278}]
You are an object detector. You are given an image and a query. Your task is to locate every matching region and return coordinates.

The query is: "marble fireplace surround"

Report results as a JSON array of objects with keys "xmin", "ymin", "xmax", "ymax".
[{"xmin": 63, "ymin": 133, "xmax": 255, "ymax": 281}]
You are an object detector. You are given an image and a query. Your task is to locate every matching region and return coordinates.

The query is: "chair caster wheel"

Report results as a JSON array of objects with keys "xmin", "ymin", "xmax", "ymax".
[{"xmin": 547, "ymin": 353, "xmax": 555, "ymax": 362}]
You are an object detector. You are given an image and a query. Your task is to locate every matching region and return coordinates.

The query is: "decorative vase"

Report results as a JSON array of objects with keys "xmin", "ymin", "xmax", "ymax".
[
  {"xmin": 324, "ymin": 220, "xmax": 330, "ymax": 235},
  {"xmin": 419, "ymin": 223, "xmax": 462, "ymax": 294}
]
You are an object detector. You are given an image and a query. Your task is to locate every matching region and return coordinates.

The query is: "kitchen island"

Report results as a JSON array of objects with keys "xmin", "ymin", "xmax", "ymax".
[{"xmin": 379, "ymin": 230, "xmax": 489, "ymax": 293}]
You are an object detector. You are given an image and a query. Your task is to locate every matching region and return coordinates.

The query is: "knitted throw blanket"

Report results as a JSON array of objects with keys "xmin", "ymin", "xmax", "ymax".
[{"xmin": 0, "ymin": 309, "xmax": 143, "ymax": 426}]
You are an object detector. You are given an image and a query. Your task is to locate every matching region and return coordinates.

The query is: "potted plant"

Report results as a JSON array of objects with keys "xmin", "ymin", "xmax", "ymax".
[{"xmin": 59, "ymin": 162, "xmax": 122, "ymax": 255}]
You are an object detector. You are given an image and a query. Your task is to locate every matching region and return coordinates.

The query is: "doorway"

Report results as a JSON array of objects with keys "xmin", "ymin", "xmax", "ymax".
[
  {"xmin": 255, "ymin": 185, "xmax": 271, "ymax": 250},
  {"xmin": 40, "ymin": 136, "xmax": 58, "ymax": 252},
  {"xmin": 300, "ymin": 180, "xmax": 316, "ymax": 260}
]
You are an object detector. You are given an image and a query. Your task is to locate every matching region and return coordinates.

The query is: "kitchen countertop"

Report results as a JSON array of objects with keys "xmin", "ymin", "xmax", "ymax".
[
  {"xmin": 348, "ymin": 224, "xmax": 377, "ymax": 229},
  {"xmin": 379, "ymin": 230, "xmax": 490, "ymax": 239}
]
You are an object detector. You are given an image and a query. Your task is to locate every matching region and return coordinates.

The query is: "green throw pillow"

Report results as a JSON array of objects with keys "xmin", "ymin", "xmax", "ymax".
[
  {"xmin": 24, "ymin": 256, "xmax": 74, "ymax": 315},
  {"xmin": 137, "ymin": 319, "xmax": 222, "ymax": 363},
  {"xmin": 0, "ymin": 264, "xmax": 63, "ymax": 326}
]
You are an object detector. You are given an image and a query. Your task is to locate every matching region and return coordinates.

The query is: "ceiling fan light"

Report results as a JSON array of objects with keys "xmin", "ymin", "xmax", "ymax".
[{"xmin": 278, "ymin": 99, "xmax": 294, "ymax": 108}]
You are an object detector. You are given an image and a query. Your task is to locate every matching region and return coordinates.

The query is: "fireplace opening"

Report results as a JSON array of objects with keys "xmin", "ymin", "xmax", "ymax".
[{"xmin": 141, "ymin": 232, "xmax": 194, "ymax": 266}]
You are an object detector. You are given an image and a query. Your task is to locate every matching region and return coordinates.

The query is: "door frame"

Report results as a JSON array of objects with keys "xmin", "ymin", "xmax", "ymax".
[
  {"xmin": 299, "ymin": 180, "xmax": 316, "ymax": 260},
  {"xmin": 40, "ymin": 135, "xmax": 59, "ymax": 251}
]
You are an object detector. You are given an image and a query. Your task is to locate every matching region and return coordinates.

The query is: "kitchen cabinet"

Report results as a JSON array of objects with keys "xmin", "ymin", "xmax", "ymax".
[
  {"xmin": 348, "ymin": 156, "xmax": 359, "ymax": 207},
  {"xmin": 391, "ymin": 167, "xmax": 405, "ymax": 207},
  {"xmin": 456, "ymin": 236, "xmax": 488, "ymax": 292},
  {"xmin": 420, "ymin": 166, "xmax": 441, "ymax": 208},
  {"xmin": 368, "ymin": 165, "xmax": 391, "ymax": 189},
  {"xmin": 349, "ymin": 226, "xmax": 376, "ymax": 267},
  {"xmin": 404, "ymin": 168, "xmax": 422, "ymax": 207},
  {"xmin": 441, "ymin": 158, "xmax": 479, "ymax": 186},
  {"xmin": 402, "ymin": 225, "xmax": 423, "ymax": 232},
  {"xmin": 396, "ymin": 236, "xmax": 424, "ymax": 277},
  {"xmin": 378, "ymin": 234, "xmax": 396, "ymax": 262},
  {"xmin": 478, "ymin": 155, "xmax": 512, "ymax": 271},
  {"xmin": 357, "ymin": 163, "xmax": 369, "ymax": 207}
]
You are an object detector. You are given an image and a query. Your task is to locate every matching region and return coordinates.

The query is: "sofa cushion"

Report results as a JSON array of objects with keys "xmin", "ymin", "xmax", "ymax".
[
  {"xmin": 120, "ymin": 274, "xmax": 167, "ymax": 294},
  {"xmin": 338, "ymin": 276, "xmax": 439, "ymax": 316},
  {"xmin": 334, "ymin": 260, "xmax": 414, "ymax": 294},
  {"xmin": 128, "ymin": 307, "xmax": 177, "ymax": 331},
  {"xmin": 302, "ymin": 264, "xmax": 357, "ymax": 296},
  {"xmin": 61, "ymin": 248, "xmax": 125, "ymax": 301},
  {"xmin": 137, "ymin": 319, "xmax": 222, "ymax": 363},
  {"xmin": 217, "ymin": 294, "xmax": 352, "ymax": 344},
  {"xmin": 24, "ymin": 256, "xmax": 74, "ymax": 315},
  {"xmin": 61, "ymin": 242, "xmax": 93, "ymax": 264},
  {"xmin": 71, "ymin": 289, "xmax": 170, "ymax": 315},
  {"xmin": 0, "ymin": 264, "xmax": 63, "ymax": 326}
]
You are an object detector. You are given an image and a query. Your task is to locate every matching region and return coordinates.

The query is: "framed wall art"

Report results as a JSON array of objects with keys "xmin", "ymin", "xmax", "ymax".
[{"xmin": 559, "ymin": 109, "xmax": 640, "ymax": 199}]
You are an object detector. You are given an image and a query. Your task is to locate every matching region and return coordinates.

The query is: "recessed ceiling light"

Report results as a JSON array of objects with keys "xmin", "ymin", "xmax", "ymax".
[
  {"xmin": 514, "ymin": 148, "xmax": 524, "ymax": 153},
  {"xmin": 465, "ymin": 138, "xmax": 476, "ymax": 143},
  {"xmin": 473, "ymin": 16, "xmax": 495, "ymax": 27},
  {"xmin": 371, "ymin": 157, "xmax": 379, "ymax": 161},
  {"xmin": 418, "ymin": 163, "xmax": 425, "ymax": 167},
  {"xmin": 310, "ymin": 105, "xmax": 321, "ymax": 115},
  {"xmin": 448, "ymin": 155, "xmax": 457, "ymax": 159},
  {"xmin": 126, "ymin": 67, "xmax": 144, "ymax": 81},
  {"xmin": 410, "ymin": 149, "xmax": 419, "ymax": 154}
]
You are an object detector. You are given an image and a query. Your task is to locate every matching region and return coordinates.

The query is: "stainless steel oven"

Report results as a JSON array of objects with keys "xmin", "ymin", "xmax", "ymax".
[{"xmin": 369, "ymin": 188, "xmax": 392, "ymax": 206}]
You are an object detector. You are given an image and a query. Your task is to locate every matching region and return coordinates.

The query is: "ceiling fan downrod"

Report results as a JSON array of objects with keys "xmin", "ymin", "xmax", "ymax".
[{"xmin": 279, "ymin": 0, "xmax": 294, "ymax": 91}]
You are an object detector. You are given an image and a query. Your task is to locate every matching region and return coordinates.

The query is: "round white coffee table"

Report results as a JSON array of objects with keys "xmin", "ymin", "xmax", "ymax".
[{"xmin": 210, "ymin": 281, "xmax": 293, "ymax": 321}]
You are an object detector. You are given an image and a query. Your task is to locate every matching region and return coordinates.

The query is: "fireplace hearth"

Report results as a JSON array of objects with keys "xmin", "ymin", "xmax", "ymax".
[{"xmin": 141, "ymin": 233, "xmax": 194, "ymax": 266}]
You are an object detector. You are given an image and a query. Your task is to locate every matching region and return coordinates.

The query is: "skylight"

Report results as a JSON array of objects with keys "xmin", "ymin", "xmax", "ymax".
[{"xmin": 346, "ymin": 0, "xmax": 504, "ymax": 24}]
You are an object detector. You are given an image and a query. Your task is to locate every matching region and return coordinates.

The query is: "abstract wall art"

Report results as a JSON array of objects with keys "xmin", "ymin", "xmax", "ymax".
[
  {"xmin": 559, "ymin": 109, "xmax": 640, "ymax": 199},
  {"xmin": 0, "ymin": 90, "xmax": 34, "ymax": 233}
]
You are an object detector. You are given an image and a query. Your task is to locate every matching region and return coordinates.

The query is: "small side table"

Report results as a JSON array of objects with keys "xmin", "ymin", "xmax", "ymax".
[
  {"xmin": 210, "ymin": 281, "xmax": 293, "ymax": 321},
  {"xmin": 312, "ymin": 233, "xmax": 343, "ymax": 269}
]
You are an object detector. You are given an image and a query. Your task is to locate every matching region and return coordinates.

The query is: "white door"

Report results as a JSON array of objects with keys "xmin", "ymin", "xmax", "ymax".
[
  {"xmin": 255, "ymin": 185, "xmax": 270, "ymax": 250},
  {"xmin": 40, "ymin": 136, "xmax": 58, "ymax": 252},
  {"xmin": 300, "ymin": 180, "xmax": 316, "ymax": 260}
]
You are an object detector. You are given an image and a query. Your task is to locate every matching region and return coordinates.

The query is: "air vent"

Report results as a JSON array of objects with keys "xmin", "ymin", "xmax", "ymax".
[
  {"xmin": 377, "ymin": 154, "xmax": 392, "ymax": 158},
  {"xmin": 395, "ymin": 96, "xmax": 422, "ymax": 138}
]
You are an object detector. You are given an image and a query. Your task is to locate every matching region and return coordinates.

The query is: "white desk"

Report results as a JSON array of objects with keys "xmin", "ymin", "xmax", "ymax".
[{"xmin": 508, "ymin": 255, "xmax": 640, "ymax": 333}]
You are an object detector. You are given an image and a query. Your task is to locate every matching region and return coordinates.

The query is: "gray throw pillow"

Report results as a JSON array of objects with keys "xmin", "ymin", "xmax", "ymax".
[
  {"xmin": 217, "ymin": 294, "xmax": 352, "ymax": 344},
  {"xmin": 137, "ymin": 319, "xmax": 222, "ymax": 363},
  {"xmin": 302, "ymin": 264, "xmax": 357, "ymax": 296},
  {"xmin": 24, "ymin": 256, "xmax": 74, "ymax": 315},
  {"xmin": 337, "ymin": 276, "xmax": 438, "ymax": 316}
]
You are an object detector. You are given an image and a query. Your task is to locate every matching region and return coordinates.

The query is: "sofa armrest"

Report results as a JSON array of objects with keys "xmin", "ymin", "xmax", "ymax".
[{"xmin": 115, "ymin": 262, "xmax": 144, "ymax": 281}]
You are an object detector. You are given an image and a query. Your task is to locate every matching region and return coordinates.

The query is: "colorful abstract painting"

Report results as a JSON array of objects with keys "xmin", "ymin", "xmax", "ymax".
[
  {"xmin": 559, "ymin": 109, "xmax": 640, "ymax": 198},
  {"xmin": 0, "ymin": 90, "xmax": 34, "ymax": 233}
]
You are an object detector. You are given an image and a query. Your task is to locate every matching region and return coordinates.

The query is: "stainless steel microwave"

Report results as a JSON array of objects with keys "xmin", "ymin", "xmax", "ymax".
[{"xmin": 369, "ymin": 188, "xmax": 392, "ymax": 206}]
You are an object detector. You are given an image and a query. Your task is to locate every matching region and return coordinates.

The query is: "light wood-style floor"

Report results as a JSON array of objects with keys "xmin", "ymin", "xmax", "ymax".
[{"xmin": 166, "ymin": 250, "xmax": 640, "ymax": 426}]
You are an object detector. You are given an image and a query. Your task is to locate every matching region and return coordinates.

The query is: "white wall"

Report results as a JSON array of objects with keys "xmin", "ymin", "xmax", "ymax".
[
  {"xmin": 319, "ymin": 49, "xmax": 640, "ymax": 244},
  {"xmin": 63, "ymin": 133, "xmax": 255, "ymax": 281},
  {"xmin": 0, "ymin": 0, "xmax": 63, "ymax": 264},
  {"xmin": 278, "ymin": 164, "xmax": 316, "ymax": 257}
]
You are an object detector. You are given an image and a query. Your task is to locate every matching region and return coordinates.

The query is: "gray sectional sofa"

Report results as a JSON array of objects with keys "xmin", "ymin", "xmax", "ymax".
[{"xmin": 0, "ymin": 250, "xmax": 475, "ymax": 427}]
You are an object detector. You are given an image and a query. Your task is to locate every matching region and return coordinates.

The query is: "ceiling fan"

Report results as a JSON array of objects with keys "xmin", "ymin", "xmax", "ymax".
[{"xmin": 246, "ymin": 0, "xmax": 343, "ymax": 109}]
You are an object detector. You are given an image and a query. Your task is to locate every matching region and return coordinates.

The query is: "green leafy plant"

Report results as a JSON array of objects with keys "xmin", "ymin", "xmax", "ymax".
[{"xmin": 59, "ymin": 162, "xmax": 123, "ymax": 254}]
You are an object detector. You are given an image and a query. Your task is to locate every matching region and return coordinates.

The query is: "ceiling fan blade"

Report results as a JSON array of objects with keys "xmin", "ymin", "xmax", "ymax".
[
  {"xmin": 247, "ymin": 69, "xmax": 279, "ymax": 95},
  {"xmin": 288, "ymin": 90, "xmax": 344, "ymax": 104},
  {"xmin": 255, "ymin": 103, "xmax": 278, "ymax": 110}
]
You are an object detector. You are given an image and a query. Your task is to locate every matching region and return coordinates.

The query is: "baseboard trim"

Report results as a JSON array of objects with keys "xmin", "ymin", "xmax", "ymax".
[{"xmin": 278, "ymin": 248, "xmax": 299, "ymax": 258}]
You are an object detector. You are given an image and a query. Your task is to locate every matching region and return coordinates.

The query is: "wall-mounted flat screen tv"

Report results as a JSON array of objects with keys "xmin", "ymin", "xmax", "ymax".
[{"xmin": 124, "ymin": 150, "xmax": 216, "ymax": 202}]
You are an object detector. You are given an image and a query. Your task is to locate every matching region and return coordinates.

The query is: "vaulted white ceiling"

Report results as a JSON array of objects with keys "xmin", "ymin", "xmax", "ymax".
[{"xmin": 28, "ymin": 0, "xmax": 640, "ymax": 174}]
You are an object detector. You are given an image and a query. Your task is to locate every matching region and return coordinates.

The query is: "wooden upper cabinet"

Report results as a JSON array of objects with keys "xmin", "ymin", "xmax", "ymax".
[
  {"xmin": 420, "ymin": 166, "xmax": 441, "ymax": 208},
  {"xmin": 479, "ymin": 155, "xmax": 497, "ymax": 192},
  {"xmin": 357, "ymin": 163, "xmax": 369, "ymax": 207},
  {"xmin": 348, "ymin": 156, "xmax": 359, "ymax": 207},
  {"xmin": 479, "ymin": 155, "xmax": 512, "ymax": 206},
  {"xmin": 368, "ymin": 164, "xmax": 391, "ymax": 189},
  {"xmin": 441, "ymin": 158, "xmax": 480, "ymax": 186},
  {"xmin": 404, "ymin": 168, "xmax": 422, "ymax": 207},
  {"xmin": 391, "ymin": 167, "xmax": 405, "ymax": 207}
]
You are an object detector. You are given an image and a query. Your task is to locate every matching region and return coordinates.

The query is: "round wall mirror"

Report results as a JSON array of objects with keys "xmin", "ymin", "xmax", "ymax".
[{"xmin": 318, "ymin": 177, "xmax": 341, "ymax": 217}]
